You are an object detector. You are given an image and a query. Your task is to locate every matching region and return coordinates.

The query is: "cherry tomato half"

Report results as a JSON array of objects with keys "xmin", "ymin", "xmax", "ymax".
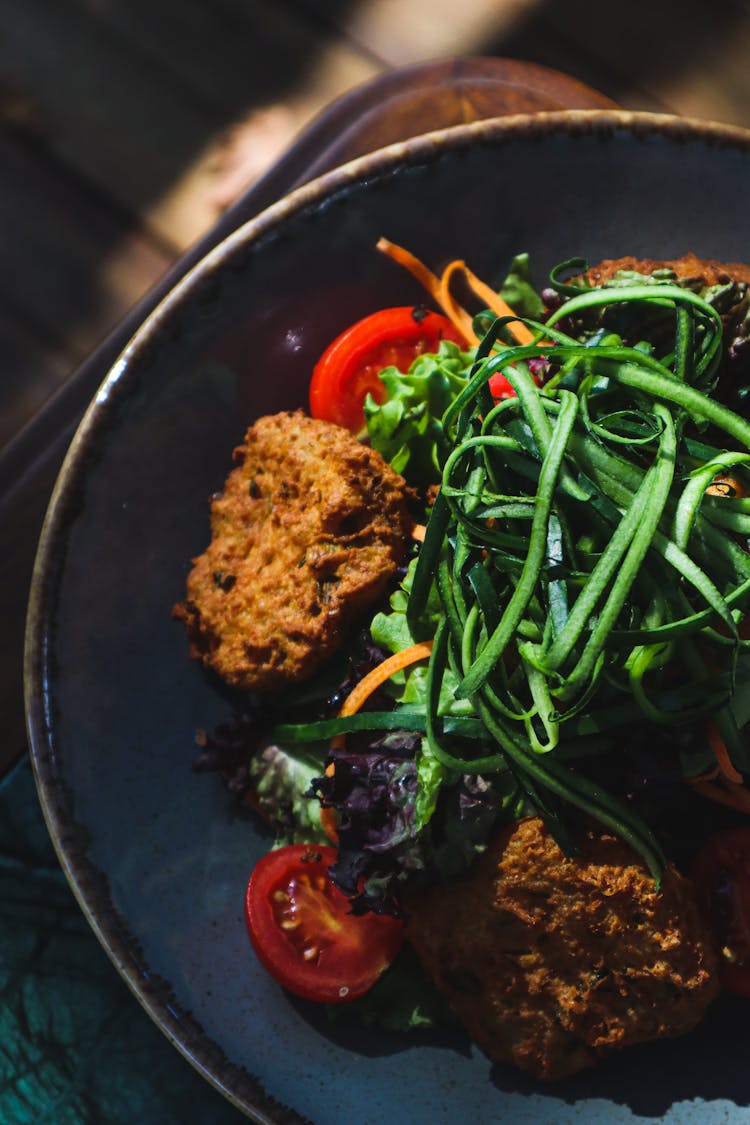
[
  {"xmin": 488, "ymin": 358, "xmax": 544, "ymax": 401},
  {"xmin": 244, "ymin": 844, "xmax": 404, "ymax": 1003},
  {"xmin": 309, "ymin": 306, "xmax": 466, "ymax": 432},
  {"xmin": 691, "ymin": 827, "xmax": 750, "ymax": 997},
  {"xmin": 488, "ymin": 372, "xmax": 518, "ymax": 401}
]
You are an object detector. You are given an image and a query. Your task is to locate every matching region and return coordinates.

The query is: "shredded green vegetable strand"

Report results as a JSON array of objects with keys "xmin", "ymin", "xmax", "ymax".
[{"xmin": 406, "ymin": 278, "xmax": 750, "ymax": 877}]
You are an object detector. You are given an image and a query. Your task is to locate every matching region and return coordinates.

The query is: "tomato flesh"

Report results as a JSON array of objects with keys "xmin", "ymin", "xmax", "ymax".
[
  {"xmin": 309, "ymin": 306, "xmax": 466, "ymax": 432},
  {"xmin": 244, "ymin": 844, "xmax": 403, "ymax": 1003},
  {"xmin": 488, "ymin": 372, "xmax": 518, "ymax": 401},
  {"xmin": 692, "ymin": 827, "xmax": 750, "ymax": 996},
  {"xmin": 488, "ymin": 364, "xmax": 543, "ymax": 402}
]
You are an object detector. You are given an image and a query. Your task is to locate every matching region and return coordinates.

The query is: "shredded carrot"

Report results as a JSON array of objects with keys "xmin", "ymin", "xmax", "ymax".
[
  {"xmin": 376, "ymin": 237, "xmax": 537, "ymax": 348},
  {"xmin": 376, "ymin": 237, "xmax": 444, "ymax": 308},
  {"xmin": 335, "ymin": 641, "xmax": 434, "ymax": 730},
  {"xmin": 435, "ymin": 258, "xmax": 479, "ymax": 343},
  {"xmin": 690, "ymin": 779, "xmax": 750, "ymax": 815},
  {"xmin": 688, "ymin": 765, "xmax": 719, "ymax": 784},
  {"xmin": 706, "ymin": 720, "xmax": 744, "ymax": 785},
  {"xmin": 319, "ymin": 640, "xmax": 435, "ymax": 844},
  {"xmin": 441, "ymin": 258, "xmax": 537, "ymax": 347},
  {"xmin": 319, "ymin": 765, "xmax": 339, "ymax": 844},
  {"xmin": 411, "ymin": 523, "xmax": 426, "ymax": 543}
]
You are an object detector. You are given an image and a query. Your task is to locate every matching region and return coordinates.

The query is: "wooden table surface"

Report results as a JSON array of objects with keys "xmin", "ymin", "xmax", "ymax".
[{"xmin": 3, "ymin": 0, "xmax": 750, "ymax": 453}]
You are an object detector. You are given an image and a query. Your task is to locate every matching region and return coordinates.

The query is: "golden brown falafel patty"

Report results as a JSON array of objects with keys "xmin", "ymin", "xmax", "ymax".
[
  {"xmin": 173, "ymin": 411, "xmax": 413, "ymax": 692},
  {"xmin": 582, "ymin": 252, "xmax": 750, "ymax": 289},
  {"xmin": 406, "ymin": 817, "xmax": 719, "ymax": 1082}
]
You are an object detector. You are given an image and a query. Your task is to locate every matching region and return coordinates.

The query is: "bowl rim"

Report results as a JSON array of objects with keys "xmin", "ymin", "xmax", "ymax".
[{"xmin": 23, "ymin": 107, "xmax": 750, "ymax": 1122}]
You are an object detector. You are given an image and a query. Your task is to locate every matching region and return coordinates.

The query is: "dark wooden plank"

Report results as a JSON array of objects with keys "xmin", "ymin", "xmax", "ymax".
[
  {"xmin": 294, "ymin": 0, "xmax": 750, "ymax": 123},
  {"xmin": 537, "ymin": 0, "xmax": 750, "ymax": 124},
  {"xmin": 0, "ymin": 470, "xmax": 52, "ymax": 775},
  {"xmin": 79, "ymin": 0, "xmax": 379, "ymax": 120},
  {"xmin": 0, "ymin": 0, "xmax": 223, "ymax": 246},
  {"xmin": 292, "ymin": 0, "xmax": 543, "ymax": 69},
  {"xmin": 0, "ymin": 0, "xmax": 379, "ymax": 248},
  {"xmin": 0, "ymin": 310, "xmax": 75, "ymax": 454},
  {"xmin": 0, "ymin": 131, "xmax": 171, "ymax": 360},
  {"xmin": 478, "ymin": 22, "xmax": 667, "ymax": 114},
  {"xmin": 292, "ymin": 0, "xmax": 662, "ymax": 110},
  {"xmin": 81, "ymin": 0, "xmax": 381, "ymax": 243}
]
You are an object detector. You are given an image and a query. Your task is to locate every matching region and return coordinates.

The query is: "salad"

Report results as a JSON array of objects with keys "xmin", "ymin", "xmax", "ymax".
[{"xmin": 178, "ymin": 240, "xmax": 750, "ymax": 1078}]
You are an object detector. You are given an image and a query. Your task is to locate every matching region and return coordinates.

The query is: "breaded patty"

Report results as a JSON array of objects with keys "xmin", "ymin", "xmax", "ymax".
[
  {"xmin": 583, "ymin": 252, "xmax": 750, "ymax": 289},
  {"xmin": 174, "ymin": 411, "xmax": 413, "ymax": 692},
  {"xmin": 575, "ymin": 253, "xmax": 750, "ymax": 398},
  {"xmin": 406, "ymin": 817, "xmax": 719, "ymax": 1081}
]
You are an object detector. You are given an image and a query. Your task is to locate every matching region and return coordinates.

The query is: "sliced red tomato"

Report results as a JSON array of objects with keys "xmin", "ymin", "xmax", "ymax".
[
  {"xmin": 488, "ymin": 361, "xmax": 543, "ymax": 401},
  {"xmin": 244, "ymin": 844, "xmax": 403, "ymax": 1003},
  {"xmin": 692, "ymin": 827, "xmax": 750, "ymax": 996},
  {"xmin": 309, "ymin": 306, "xmax": 466, "ymax": 432},
  {"xmin": 488, "ymin": 371, "xmax": 519, "ymax": 401}
]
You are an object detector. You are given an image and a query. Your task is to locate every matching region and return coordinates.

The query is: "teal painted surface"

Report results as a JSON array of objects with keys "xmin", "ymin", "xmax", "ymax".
[{"xmin": 0, "ymin": 756, "xmax": 245, "ymax": 1125}]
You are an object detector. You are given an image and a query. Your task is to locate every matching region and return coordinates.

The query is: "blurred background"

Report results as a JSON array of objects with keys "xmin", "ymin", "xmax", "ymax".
[
  {"xmin": 4, "ymin": 2, "xmax": 750, "ymax": 1122},
  {"xmin": 3, "ymin": 0, "xmax": 750, "ymax": 452}
]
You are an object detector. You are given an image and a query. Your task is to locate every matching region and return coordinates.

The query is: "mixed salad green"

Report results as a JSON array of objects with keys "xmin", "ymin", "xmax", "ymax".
[{"xmin": 197, "ymin": 250, "xmax": 750, "ymax": 1022}]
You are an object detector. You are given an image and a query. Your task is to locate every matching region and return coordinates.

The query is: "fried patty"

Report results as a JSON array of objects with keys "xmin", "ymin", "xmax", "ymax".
[
  {"xmin": 173, "ymin": 411, "xmax": 413, "ymax": 692},
  {"xmin": 573, "ymin": 253, "xmax": 750, "ymax": 402},
  {"xmin": 406, "ymin": 817, "xmax": 719, "ymax": 1082},
  {"xmin": 582, "ymin": 252, "xmax": 750, "ymax": 289}
]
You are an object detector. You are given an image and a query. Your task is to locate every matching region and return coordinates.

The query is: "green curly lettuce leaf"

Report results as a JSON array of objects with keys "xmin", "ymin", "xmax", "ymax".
[
  {"xmin": 248, "ymin": 742, "xmax": 328, "ymax": 844},
  {"xmin": 370, "ymin": 557, "xmax": 473, "ymax": 715},
  {"xmin": 364, "ymin": 340, "xmax": 475, "ymax": 487},
  {"xmin": 364, "ymin": 253, "xmax": 546, "ymax": 485},
  {"xmin": 370, "ymin": 556, "xmax": 442, "ymax": 657}
]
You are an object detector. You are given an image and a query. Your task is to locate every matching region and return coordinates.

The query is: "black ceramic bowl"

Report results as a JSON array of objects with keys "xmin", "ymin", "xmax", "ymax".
[{"xmin": 24, "ymin": 111, "xmax": 750, "ymax": 1124}]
